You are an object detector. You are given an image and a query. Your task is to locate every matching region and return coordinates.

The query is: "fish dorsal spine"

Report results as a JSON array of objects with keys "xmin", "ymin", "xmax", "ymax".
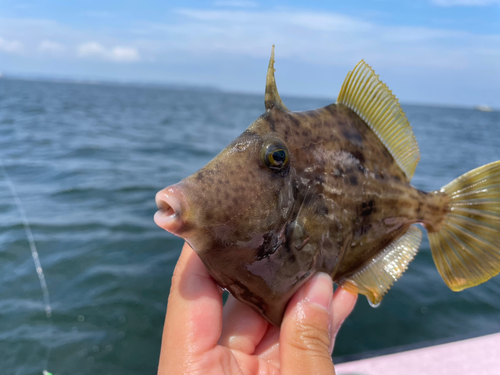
[
  {"xmin": 264, "ymin": 46, "xmax": 290, "ymax": 112},
  {"xmin": 337, "ymin": 60, "xmax": 420, "ymax": 180}
]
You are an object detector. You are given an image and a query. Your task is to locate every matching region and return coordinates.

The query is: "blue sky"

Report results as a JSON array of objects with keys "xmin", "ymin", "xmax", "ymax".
[{"xmin": 0, "ymin": 0, "xmax": 499, "ymax": 107}]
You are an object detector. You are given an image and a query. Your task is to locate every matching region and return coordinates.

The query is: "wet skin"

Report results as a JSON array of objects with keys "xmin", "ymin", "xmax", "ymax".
[{"xmin": 159, "ymin": 103, "xmax": 448, "ymax": 326}]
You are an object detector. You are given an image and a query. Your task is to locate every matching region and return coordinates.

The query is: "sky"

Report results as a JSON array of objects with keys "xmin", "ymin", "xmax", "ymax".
[{"xmin": 0, "ymin": 0, "xmax": 499, "ymax": 107}]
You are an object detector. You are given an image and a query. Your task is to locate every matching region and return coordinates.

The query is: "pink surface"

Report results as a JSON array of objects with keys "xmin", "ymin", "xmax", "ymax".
[{"xmin": 335, "ymin": 332, "xmax": 500, "ymax": 375}]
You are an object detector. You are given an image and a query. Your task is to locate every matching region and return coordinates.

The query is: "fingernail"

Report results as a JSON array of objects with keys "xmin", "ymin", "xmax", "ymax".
[{"xmin": 304, "ymin": 272, "xmax": 333, "ymax": 311}]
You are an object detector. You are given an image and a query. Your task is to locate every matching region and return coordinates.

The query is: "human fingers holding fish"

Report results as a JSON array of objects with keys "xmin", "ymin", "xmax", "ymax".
[
  {"xmin": 218, "ymin": 272, "xmax": 357, "ymax": 369},
  {"xmin": 279, "ymin": 273, "xmax": 357, "ymax": 374},
  {"xmin": 158, "ymin": 242, "xmax": 357, "ymax": 375}
]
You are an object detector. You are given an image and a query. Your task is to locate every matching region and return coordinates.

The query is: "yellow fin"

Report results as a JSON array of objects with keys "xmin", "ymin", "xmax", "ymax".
[
  {"xmin": 429, "ymin": 161, "xmax": 500, "ymax": 292},
  {"xmin": 264, "ymin": 45, "xmax": 289, "ymax": 112},
  {"xmin": 337, "ymin": 60, "xmax": 420, "ymax": 180},
  {"xmin": 340, "ymin": 226, "xmax": 422, "ymax": 306}
]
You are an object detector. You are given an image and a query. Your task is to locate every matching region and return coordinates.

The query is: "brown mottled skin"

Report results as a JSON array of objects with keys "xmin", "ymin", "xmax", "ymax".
[{"xmin": 173, "ymin": 103, "xmax": 449, "ymax": 326}]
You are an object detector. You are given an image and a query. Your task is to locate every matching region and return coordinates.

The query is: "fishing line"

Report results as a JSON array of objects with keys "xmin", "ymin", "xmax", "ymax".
[{"xmin": 0, "ymin": 159, "xmax": 54, "ymax": 375}]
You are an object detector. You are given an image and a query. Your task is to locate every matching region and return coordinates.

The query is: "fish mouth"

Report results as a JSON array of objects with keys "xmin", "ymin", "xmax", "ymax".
[
  {"xmin": 154, "ymin": 185, "xmax": 187, "ymax": 235},
  {"xmin": 156, "ymin": 198, "xmax": 176, "ymax": 217}
]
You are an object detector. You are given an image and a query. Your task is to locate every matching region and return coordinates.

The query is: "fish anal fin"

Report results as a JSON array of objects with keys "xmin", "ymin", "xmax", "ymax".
[
  {"xmin": 340, "ymin": 225, "xmax": 422, "ymax": 306},
  {"xmin": 337, "ymin": 60, "xmax": 420, "ymax": 180}
]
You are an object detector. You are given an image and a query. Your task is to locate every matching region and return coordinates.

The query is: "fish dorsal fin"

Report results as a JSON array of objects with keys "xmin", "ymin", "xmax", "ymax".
[
  {"xmin": 340, "ymin": 225, "xmax": 422, "ymax": 306},
  {"xmin": 337, "ymin": 60, "xmax": 420, "ymax": 180},
  {"xmin": 265, "ymin": 45, "xmax": 289, "ymax": 112}
]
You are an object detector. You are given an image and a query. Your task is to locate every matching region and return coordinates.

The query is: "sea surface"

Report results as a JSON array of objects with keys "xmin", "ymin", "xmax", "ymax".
[{"xmin": 0, "ymin": 77, "xmax": 499, "ymax": 375}]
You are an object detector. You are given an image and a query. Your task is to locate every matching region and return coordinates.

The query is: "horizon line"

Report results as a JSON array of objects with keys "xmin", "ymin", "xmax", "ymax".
[{"xmin": 0, "ymin": 73, "xmax": 496, "ymax": 112}]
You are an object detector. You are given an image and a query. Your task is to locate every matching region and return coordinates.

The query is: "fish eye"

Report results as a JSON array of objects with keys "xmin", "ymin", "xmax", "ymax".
[{"xmin": 261, "ymin": 139, "xmax": 290, "ymax": 172}]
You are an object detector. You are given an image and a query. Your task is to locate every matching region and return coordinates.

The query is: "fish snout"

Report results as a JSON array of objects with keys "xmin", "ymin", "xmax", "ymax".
[{"xmin": 154, "ymin": 184, "xmax": 189, "ymax": 235}]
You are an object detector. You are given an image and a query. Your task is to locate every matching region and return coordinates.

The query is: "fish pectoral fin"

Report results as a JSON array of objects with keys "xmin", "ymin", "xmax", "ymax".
[
  {"xmin": 337, "ymin": 60, "xmax": 420, "ymax": 180},
  {"xmin": 340, "ymin": 225, "xmax": 422, "ymax": 307},
  {"xmin": 428, "ymin": 161, "xmax": 500, "ymax": 292}
]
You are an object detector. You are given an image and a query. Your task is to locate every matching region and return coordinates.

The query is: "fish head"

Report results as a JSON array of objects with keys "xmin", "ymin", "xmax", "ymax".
[
  {"xmin": 154, "ymin": 46, "xmax": 329, "ymax": 325},
  {"xmin": 155, "ymin": 106, "xmax": 324, "ymax": 325},
  {"xmin": 155, "ymin": 110, "xmax": 296, "ymax": 249}
]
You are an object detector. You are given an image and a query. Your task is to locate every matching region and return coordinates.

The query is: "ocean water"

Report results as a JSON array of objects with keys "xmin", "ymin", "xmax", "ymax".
[{"xmin": 0, "ymin": 77, "xmax": 499, "ymax": 375}]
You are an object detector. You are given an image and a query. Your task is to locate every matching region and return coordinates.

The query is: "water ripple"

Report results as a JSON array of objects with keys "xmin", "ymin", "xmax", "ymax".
[{"xmin": 1, "ymin": 78, "xmax": 499, "ymax": 374}]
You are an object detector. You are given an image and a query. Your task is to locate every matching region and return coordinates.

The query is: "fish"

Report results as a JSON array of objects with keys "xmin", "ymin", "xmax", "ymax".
[{"xmin": 154, "ymin": 46, "xmax": 500, "ymax": 326}]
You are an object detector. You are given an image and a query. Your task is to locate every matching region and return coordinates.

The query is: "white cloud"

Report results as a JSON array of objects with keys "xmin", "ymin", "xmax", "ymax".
[
  {"xmin": 213, "ymin": 1, "xmax": 258, "ymax": 7},
  {"xmin": 0, "ymin": 37, "xmax": 24, "ymax": 54},
  {"xmin": 155, "ymin": 8, "xmax": 498, "ymax": 71},
  {"xmin": 77, "ymin": 41, "xmax": 107, "ymax": 57},
  {"xmin": 39, "ymin": 40, "xmax": 65, "ymax": 54},
  {"xmin": 77, "ymin": 42, "xmax": 140, "ymax": 62},
  {"xmin": 431, "ymin": 0, "xmax": 500, "ymax": 6},
  {"xmin": 110, "ymin": 46, "xmax": 141, "ymax": 61},
  {"xmin": 1, "ymin": 10, "xmax": 497, "ymax": 72},
  {"xmin": 0, "ymin": 9, "xmax": 498, "ymax": 106}
]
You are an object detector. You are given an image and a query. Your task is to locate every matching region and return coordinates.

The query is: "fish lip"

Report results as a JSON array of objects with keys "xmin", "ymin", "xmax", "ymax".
[{"xmin": 154, "ymin": 185, "xmax": 187, "ymax": 235}]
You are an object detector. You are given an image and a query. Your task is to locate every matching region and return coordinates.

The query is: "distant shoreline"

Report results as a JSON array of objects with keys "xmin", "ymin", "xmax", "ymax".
[
  {"xmin": 0, "ymin": 74, "xmax": 221, "ymax": 93},
  {"xmin": 0, "ymin": 74, "xmax": 496, "ymax": 112}
]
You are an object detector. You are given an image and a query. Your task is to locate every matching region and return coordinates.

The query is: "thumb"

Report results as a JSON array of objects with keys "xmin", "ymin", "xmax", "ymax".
[{"xmin": 280, "ymin": 272, "xmax": 336, "ymax": 375}]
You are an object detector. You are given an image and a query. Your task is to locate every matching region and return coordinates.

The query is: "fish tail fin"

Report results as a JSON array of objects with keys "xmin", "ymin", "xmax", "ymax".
[{"xmin": 428, "ymin": 161, "xmax": 500, "ymax": 291}]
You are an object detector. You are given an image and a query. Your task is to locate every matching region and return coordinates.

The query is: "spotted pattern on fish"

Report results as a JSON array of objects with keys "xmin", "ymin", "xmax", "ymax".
[
  {"xmin": 172, "ymin": 102, "xmax": 451, "ymax": 324},
  {"xmin": 157, "ymin": 51, "xmax": 500, "ymax": 325}
]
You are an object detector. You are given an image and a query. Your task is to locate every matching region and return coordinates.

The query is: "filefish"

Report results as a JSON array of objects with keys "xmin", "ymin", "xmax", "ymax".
[{"xmin": 155, "ymin": 47, "xmax": 500, "ymax": 326}]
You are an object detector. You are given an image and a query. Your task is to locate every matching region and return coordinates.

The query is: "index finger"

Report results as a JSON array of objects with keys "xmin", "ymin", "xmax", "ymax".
[{"xmin": 158, "ymin": 242, "xmax": 223, "ymax": 373}]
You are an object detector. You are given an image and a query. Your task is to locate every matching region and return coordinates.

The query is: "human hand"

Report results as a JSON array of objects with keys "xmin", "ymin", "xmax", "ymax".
[{"xmin": 158, "ymin": 242, "xmax": 357, "ymax": 375}]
